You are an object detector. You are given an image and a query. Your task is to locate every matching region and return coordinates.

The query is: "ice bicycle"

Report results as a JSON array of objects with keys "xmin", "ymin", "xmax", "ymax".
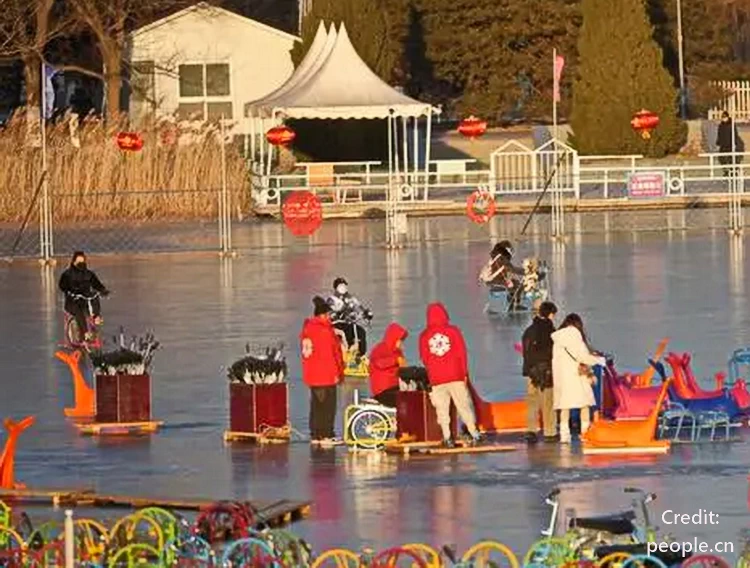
[{"xmin": 483, "ymin": 258, "xmax": 549, "ymax": 316}]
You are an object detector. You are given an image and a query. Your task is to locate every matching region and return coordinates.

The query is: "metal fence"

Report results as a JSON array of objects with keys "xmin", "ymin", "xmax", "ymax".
[{"xmin": 3, "ymin": 138, "xmax": 750, "ymax": 260}]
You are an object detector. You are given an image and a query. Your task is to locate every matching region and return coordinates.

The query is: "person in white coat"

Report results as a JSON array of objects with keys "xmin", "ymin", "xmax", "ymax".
[{"xmin": 551, "ymin": 313, "xmax": 606, "ymax": 443}]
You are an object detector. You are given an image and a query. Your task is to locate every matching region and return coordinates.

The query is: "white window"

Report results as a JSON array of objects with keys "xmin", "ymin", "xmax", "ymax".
[{"xmin": 176, "ymin": 63, "xmax": 232, "ymax": 121}]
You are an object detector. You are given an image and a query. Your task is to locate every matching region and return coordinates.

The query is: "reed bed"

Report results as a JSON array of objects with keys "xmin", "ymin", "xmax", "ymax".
[{"xmin": 0, "ymin": 111, "xmax": 250, "ymax": 224}]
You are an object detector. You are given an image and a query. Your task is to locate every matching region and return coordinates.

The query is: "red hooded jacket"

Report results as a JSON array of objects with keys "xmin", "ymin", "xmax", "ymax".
[
  {"xmin": 369, "ymin": 323, "xmax": 408, "ymax": 396},
  {"xmin": 300, "ymin": 315, "xmax": 344, "ymax": 387},
  {"xmin": 419, "ymin": 303, "xmax": 469, "ymax": 386}
]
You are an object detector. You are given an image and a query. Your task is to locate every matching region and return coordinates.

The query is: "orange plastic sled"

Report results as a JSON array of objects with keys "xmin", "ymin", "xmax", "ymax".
[
  {"xmin": 55, "ymin": 350, "xmax": 95, "ymax": 419},
  {"xmin": 582, "ymin": 379, "xmax": 671, "ymax": 455},
  {"xmin": 0, "ymin": 416, "xmax": 35, "ymax": 489},
  {"xmin": 467, "ymin": 381, "xmax": 530, "ymax": 433}
]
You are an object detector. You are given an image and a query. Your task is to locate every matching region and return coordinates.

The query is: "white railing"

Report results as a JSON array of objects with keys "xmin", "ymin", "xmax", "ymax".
[
  {"xmin": 253, "ymin": 150, "xmax": 750, "ymax": 207},
  {"xmin": 708, "ymin": 80, "xmax": 750, "ymax": 121}
]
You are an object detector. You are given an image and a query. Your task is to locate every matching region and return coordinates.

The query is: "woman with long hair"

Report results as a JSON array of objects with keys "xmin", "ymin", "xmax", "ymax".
[{"xmin": 551, "ymin": 313, "xmax": 606, "ymax": 443}]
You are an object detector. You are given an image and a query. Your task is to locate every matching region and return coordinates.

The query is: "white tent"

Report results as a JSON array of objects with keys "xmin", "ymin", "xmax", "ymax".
[
  {"xmin": 246, "ymin": 22, "xmax": 439, "ymax": 247},
  {"xmin": 245, "ymin": 23, "xmax": 436, "ymax": 120}
]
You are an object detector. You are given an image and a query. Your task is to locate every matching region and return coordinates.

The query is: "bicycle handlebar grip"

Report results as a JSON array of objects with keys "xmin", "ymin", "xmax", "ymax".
[{"xmin": 546, "ymin": 488, "xmax": 561, "ymax": 500}]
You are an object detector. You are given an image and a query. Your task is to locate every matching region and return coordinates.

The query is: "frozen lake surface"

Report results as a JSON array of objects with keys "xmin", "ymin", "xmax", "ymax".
[{"xmin": 1, "ymin": 217, "xmax": 749, "ymax": 559}]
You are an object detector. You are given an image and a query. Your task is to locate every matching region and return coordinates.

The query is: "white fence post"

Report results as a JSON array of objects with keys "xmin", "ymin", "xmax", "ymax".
[{"xmin": 64, "ymin": 509, "xmax": 74, "ymax": 568}]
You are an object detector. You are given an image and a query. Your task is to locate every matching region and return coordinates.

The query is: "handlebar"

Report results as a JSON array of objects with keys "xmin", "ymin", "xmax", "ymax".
[
  {"xmin": 66, "ymin": 291, "xmax": 102, "ymax": 300},
  {"xmin": 545, "ymin": 488, "xmax": 561, "ymax": 501},
  {"xmin": 624, "ymin": 487, "xmax": 656, "ymax": 503}
]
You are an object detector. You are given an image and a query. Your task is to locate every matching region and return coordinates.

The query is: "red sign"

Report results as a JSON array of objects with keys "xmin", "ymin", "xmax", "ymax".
[
  {"xmin": 115, "ymin": 132, "xmax": 144, "ymax": 151},
  {"xmin": 282, "ymin": 191, "xmax": 322, "ymax": 236},
  {"xmin": 628, "ymin": 172, "xmax": 665, "ymax": 198},
  {"xmin": 466, "ymin": 189, "xmax": 496, "ymax": 223}
]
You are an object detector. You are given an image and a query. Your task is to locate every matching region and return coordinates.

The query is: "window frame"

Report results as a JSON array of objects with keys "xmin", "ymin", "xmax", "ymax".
[{"xmin": 177, "ymin": 61, "xmax": 233, "ymax": 121}]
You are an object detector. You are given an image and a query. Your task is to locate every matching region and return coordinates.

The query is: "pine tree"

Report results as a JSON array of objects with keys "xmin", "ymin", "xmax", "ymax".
[
  {"xmin": 570, "ymin": 0, "xmax": 687, "ymax": 156},
  {"xmin": 292, "ymin": 0, "xmax": 409, "ymax": 84}
]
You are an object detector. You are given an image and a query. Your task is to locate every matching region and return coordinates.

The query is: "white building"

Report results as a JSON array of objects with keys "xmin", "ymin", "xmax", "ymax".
[{"xmin": 127, "ymin": 3, "xmax": 299, "ymax": 126}]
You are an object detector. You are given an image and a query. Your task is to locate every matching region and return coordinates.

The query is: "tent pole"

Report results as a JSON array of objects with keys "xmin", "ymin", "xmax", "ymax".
[
  {"xmin": 424, "ymin": 108, "xmax": 433, "ymax": 200},
  {"xmin": 413, "ymin": 116, "xmax": 418, "ymax": 196},
  {"xmin": 266, "ymin": 113, "xmax": 275, "ymax": 179},
  {"xmin": 250, "ymin": 116, "xmax": 256, "ymax": 165},
  {"xmin": 402, "ymin": 116, "xmax": 409, "ymax": 195},
  {"xmin": 259, "ymin": 117, "xmax": 265, "ymax": 181},
  {"xmin": 387, "ymin": 113, "xmax": 394, "ymax": 247}
]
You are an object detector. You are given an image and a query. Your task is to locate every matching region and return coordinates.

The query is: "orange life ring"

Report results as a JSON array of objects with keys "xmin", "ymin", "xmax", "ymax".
[{"xmin": 466, "ymin": 189, "xmax": 496, "ymax": 224}]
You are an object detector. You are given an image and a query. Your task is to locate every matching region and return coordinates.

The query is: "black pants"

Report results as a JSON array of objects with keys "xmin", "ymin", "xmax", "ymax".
[
  {"xmin": 65, "ymin": 297, "xmax": 101, "ymax": 339},
  {"xmin": 309, "ymin": 386, "xmax": 337, "ymax": 440},
  {"xmin": 374, "ymin": 387, "xmax": 398, "ymax": 408},
  {"xmin": 334, "ymin": 322, "xmax": 367, "ymax": 356}
]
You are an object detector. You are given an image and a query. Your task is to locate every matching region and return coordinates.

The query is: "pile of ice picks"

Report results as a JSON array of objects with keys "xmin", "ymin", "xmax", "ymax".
[
  {"xmin": 398, "ymin": 366, "xmax": 431, "ymax": 391},
  {"xmin": 90, "ymin": 327, "xmax": 160, "ymax": 376},
  {"xmin": 228, "ymin": 342, "xmax": 287, "ymax": 384}
]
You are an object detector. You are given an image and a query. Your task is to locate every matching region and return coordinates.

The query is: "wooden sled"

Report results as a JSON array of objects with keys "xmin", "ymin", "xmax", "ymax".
[
  {"xmin": 467, "ymin": 381, "xmax": 530, "ymax": 433},
  {"xmin": 582, "ymin": 379, "xmax": 672, "ymax": 455},
  {"xmin": 75, "ymin": 421, "xmax": 163, "ymax": 436},
  {"xmin": 224, "ymin": 430, "xmax": 290, "ymax": 444},
  {"xmin": 385, "ymin": 439, "xmax": 516, "ymax": 456}
]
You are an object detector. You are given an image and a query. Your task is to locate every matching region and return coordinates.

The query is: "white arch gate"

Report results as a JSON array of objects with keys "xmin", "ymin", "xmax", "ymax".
[{"xmin": 489, "ymin": 138, "xmax": 579, "ymax": 237}]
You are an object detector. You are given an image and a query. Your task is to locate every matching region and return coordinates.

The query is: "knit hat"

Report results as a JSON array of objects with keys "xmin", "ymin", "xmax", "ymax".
[
  {"xmin": 313, "ymin": 296, "xmax": 331, "ymax": 316},
  {"xmin": 333, "ymin": 277, "xmax": 348, "ymax": 289}
]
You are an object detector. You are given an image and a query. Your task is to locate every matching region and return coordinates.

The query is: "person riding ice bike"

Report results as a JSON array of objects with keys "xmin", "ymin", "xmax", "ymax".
[
  {"xmin": 480, "ymin": 240, "xmax": 527, "ymax": 310},
  {"xmin": 58, "ymin": 251, "xmax": 110, "ymax": 345},
  {"xmin": 327, "ymin": 277, "xmax": 373, "ymax": 362}
]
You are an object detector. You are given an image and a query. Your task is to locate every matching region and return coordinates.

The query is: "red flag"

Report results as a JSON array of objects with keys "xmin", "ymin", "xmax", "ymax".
[{"xmin": 553, "ymin": 54, "xmax": 565, "ymax": 103}]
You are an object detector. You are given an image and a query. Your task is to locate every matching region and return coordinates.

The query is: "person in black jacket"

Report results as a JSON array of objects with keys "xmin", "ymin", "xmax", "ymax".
[
  {"xmin": 521, "ymin": 301, "xmax": 558, "ymax": 443},
  {"xmin": 58, "ymin": 251, "xmax": 109, "ymax": 341},
  {"xmin": 486, "ymin": 240, "xmax": 526, "ymax": 309},
  {"xmin": 717, "ymin": 111, "xmax": 743, "ymax": 176}
]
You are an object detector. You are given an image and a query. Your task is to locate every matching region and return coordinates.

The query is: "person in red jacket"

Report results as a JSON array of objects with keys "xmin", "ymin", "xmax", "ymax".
[
  {"xmin": 369, "ymin": 323, "xmax": 408, "ymax": 407},
  {"xmin": 300, "ymin": 296, "xmax": 345, "ymax": 444},
  {"xmin": 419, "ymin": 302, "xmax": 482, "ymax": 448}
]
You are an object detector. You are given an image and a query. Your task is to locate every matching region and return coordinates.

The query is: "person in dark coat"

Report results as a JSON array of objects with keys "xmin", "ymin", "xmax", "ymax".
[
  {"xmin": 487, "ymin": 240, "xmax": 525, "ymax": 309},
  {"xmin": 521, "ymin": 301, "xmax": 558, "ymax": 443},
  {"xmin": 58, "ymin": 251, "xmax": 109, "ymax": 341},
  {"xmin": 717, "ymin": 111, "xmax": 742, "ymax": 176}
]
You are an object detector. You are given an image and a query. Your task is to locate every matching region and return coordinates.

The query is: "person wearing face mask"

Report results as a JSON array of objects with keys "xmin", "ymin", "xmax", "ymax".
[
  {"xmin": 58, "ymin": 251, "xmax": 110, "ymax": 342},
  {"xmin": 327, "ymin": 277, "xmax": 373, "ymax": 358}
]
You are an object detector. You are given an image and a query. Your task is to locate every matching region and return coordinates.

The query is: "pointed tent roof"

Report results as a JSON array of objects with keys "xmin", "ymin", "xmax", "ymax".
[{"xmin": 245, "ymin": 22, "xmax": 437, "ymax": 120}]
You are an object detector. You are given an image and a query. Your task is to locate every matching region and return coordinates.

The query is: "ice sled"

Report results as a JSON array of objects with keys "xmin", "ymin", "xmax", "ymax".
[{"xmin": 467, "ymin": 381, "xmax": 530, "ymax": 433}]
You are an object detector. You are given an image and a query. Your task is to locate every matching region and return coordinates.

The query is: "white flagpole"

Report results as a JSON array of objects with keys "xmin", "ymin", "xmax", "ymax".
[{"xmin": 552, "ymin": 47, "xmax": 558, "ymax": 142}]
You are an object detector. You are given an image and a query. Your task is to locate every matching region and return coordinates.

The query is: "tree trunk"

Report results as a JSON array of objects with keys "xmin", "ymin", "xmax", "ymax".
[
  {"xmin": 23, "ymin": 56, "xmax": 41, "ymax": 110},
  {"xmin": 102, "ymin": 40, "xmax": 122, "ymax": 124}
]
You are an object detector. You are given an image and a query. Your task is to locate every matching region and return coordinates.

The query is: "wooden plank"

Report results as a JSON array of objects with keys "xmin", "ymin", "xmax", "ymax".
[
  {"xmin": 223, "ymin": 430, "xmax": 289, "ymax": 444},
  {"xmin": 75, "ymin": 421, "xmax": 163, "ymax": 435},
  {"xmin": 409, "ymin": 444, "xmax": 517, "ymax": 456}
]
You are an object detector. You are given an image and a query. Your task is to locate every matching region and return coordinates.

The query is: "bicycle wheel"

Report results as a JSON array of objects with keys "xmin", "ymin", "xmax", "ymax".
[
  {"xmin": 347, "ymin": 409, "xmax": 392, "ymax": 450},
  {"xmin": 682, "ymin": 555, "xmax": 732, "ymax": 567},
  {"xmin": 523, "ymin": 537, "xmax": 575, "ymax": 567},
  {"xmin": 265, "ymin": 528, "xmax": 313, "ymax": 567},
  {"xmin": 311, "ymin": 548, "xmax": 361, "ymax": 568},
  {"xmin": 72, "ymin": 518, "xmax": 109, "ymax": 563},
  {"xmin": 372, "ymin": 547, "xmax": 428, "ymax": 567},
  {"xmin": 220, "ymin": 536, "xmax": 281, "ymax": 567},
  {"xmin": 621, "ymin": 555, "xmax": 668, "ymax": 568},
  {"xmin": 66, "ymin": 317, "xmax": 82, "ymax": 346},
  {"xmin": 597, "ymin": 552, "xmax": 632, "ymax": 567},
  {"xmin": 461, "ymin": 540, "xmax": 520, "ymax": 567},
  {"xmin": 401, "ymin": 543, "xmax": 442, "ymax": 568},
  {"xmin": 106, "ymin": 543, "xmax": 162, "ymax": 568}
]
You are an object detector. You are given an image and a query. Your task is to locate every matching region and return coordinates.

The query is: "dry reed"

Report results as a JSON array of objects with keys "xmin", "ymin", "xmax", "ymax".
[{"xmin": 0, "ymin": 111, "xmax": 249, "ymax": 224}]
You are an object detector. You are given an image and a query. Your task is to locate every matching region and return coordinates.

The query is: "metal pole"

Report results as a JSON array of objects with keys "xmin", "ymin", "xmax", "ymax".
[
  {"xmin": 64, "ymin": 509, "xmax": 74, "ymax": 568},
  {"xmin": 552, "ymin": 48, "xmax": 558, "ymax": 142},
  {"xmin": 676, "ymin": 0, "xmax": 687, "ymax": 119},
  {"xmin": 387, "ymin": 113, "xmax": 394, "ymax": 247},
  {"xmin": 40, "ymin": 60, "xmax": 51, "ymax": 263},
  {"xmin": 401, "ymin": 116, "xmax": 409, "ymax": 190},
  {"xmin": 220, "ymin": 116, "xmax": 228, "ymax": 254},
  {"xmin": 424, "ymin": 108, "xmax": 432, "ymax": 200},
  {"xmin": 413, "ymin": 116, "xmax": 418, "ymax": 193}
]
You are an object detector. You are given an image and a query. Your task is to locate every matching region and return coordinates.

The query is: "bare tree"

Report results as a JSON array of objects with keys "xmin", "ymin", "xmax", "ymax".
[
  {"xmin": 67, "ymin": 0, "xmax": 188, "ymax": 123},
  {"xmin": 0, "ymin": 0, "xmax": 70, "ymax": 110}
]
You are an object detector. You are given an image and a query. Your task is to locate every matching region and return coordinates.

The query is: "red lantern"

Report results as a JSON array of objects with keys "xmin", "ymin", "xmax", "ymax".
[
  {"xmin": 266, "ymin": 125, "xmax": 296, "ymax": 147},
  {"xmin": 282, "ymin": 190, "xmax": 322, "ymax": 236},
  {"xmin": 458, "ymin": 116, "xmax": 488, "ymax": 139},
  {"xmin": 115, "ymin": 132, "xmax": 144, "ymax": 151},
  {"xmin": 159, "ymin": 124, "xmax": 179, "ymax": 146},
  {"xmin": 466, "ymin": 188, "xmax": 496, "ymax": 224},
  {"xmin": 631, "ymin": 109, "xmax": 660, "ymax": 139}
]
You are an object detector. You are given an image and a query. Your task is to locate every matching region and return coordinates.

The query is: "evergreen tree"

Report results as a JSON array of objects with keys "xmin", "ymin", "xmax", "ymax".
[
  {"xmin": 292, "ymin": 0, "xmax": 409, "ymax": 85},
  {"xmin": 570, "ymin": 0, "xmax": 686, "ymax": 156},
  {"xmin": 417, "ymin": 0, "xmax": 580, "ymax": 121}
]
